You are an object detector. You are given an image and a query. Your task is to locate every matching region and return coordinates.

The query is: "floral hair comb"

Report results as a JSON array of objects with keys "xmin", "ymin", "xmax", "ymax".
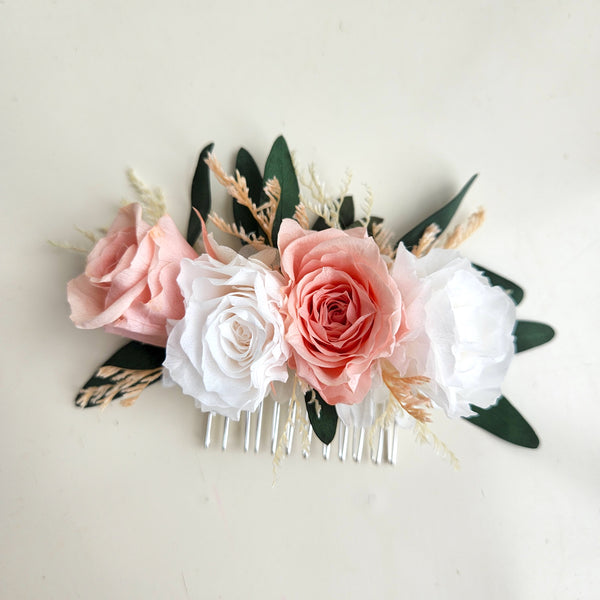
[{"xmin": 60, "ymin": 136, "xmax": 554, "ymax": 467}]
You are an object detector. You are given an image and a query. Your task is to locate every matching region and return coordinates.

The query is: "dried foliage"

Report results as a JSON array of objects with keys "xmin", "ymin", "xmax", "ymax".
[
  {"xmin": 380, "ymin": 359, "xmax": 432, "ymax": 423},
  {"xmin": 75, "ymin": 366, "xmax": 163, "ymax": 408},
  {"xmin": 125, "ymin": 169, "xmax": 167, "ymax": 224},
  {"xmin": 205, "ymin": 152, "xmax": 279, "ymax": 246}
]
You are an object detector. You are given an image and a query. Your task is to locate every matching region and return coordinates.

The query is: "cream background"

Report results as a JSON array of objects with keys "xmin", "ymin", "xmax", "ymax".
[{"xmin": 1, "ymin": 1, "xmax": 599, "ymax": 598}]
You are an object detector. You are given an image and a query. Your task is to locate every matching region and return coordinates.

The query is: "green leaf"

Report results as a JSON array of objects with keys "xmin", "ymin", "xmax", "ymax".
[
  {"xmin": 234, "ymin": 148, "xmax": 266, "ymax": 242},
  {"xmin": 396, "ymin": 174, "xmax": 478, "ymax": 251},
  {"xmin": 339, "ymin": 196, "xmax": 355, "ymax": 229},
  {"xmin": 311, "ymin": 196, "xmax": 355, "ymax": 231},
  {"xmin": 75, "ymin": 342, "xmax": 165, "ymax": 408},
  {"xmin": 347, "ymin": 215, "xmax": 384, "ymax": 237},
  {"xmin": 263, "ymin": 135, "xmax": 300, "ymax": 245},
  {"xmin": 514, "ymin": 320, "xmax": 555, "ymax": 353},
  {"xmin": 186, "ymin": 142, "xmax": 214, "ymax": 245},
  {"xmin": 305, "ymin": 389, "xmax": 338, "ymax": 445},
  {"xmin": 473, "ymin": 264, "xmax": 525, "ymax": 305},
  {"xmin": 465, "ymin": 396, "xmax": 539, "ymax": 448}
]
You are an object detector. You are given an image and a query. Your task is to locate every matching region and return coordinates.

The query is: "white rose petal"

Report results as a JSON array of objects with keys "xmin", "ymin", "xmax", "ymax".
[
  {"xmin": 163, "ymin": 250, "xmax": 290, "ymax": 420},
  {"xmin": 415, "ymin": 249, "xmax": 516, "ymax": 418}
]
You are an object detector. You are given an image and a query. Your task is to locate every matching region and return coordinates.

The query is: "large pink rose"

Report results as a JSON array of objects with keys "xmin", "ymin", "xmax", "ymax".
[
  {"xmin": 278, "ymin": 219, "xmax": 404, "ymax": 405},
  {"xmin": 67, "ymin": 203, "xmax": 197, "ymax": 347}
]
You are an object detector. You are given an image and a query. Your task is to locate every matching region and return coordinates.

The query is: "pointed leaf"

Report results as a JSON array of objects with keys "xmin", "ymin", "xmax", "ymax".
[
  {"xmin": 234, "ymin": 147, "xmax": 266, "ymax": 242},
  {"xmin": 514, "ymin": 320, "xmax": 555, "ymax": 353},
  {"xmin": 347, "ymin": 215, "xmax": 384, "ymax": 236},
  {"xmin": 311, "ymin": 196, "xmax": 355, "ymax": 231},
  {"xmin": 186, "ymin": 142, "xmax": 214, "ymax": 245},
  {"xmin": 396, "ymin": 174, "xmax": 478, "ymax": 250},
  {"xmin": 305, "ymin": 389, "xmax": 338, "ymax": 445},
  {"xmin": 263, "ymin": 135, "xmax": 300, "ymax": 245},
  {"xmin": 75, "ymin": 342, "xmax": 165, "ymax": 408},
  {"xmin": 473, "ymin": 264, "xmax": 525, "ymax": 305},
  {"xmin": 339, "ymin": 196, "xmax": 355, "ymax": 229},
  {"xmin": 465, "ymin": 396, "xmax": 539, "ymax": 448}
]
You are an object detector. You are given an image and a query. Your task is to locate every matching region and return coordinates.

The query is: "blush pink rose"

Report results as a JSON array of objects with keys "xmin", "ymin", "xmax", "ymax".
[
  {"xmin": 67, "ymin": 203, "xmax": 198, "ymax": 347},
  {"xmin": 278, "ymin": 218, "xmax": 404, "ymax": 405}
]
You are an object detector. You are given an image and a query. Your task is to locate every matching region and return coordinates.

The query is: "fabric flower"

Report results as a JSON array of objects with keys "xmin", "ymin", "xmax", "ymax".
[
  {"xmin": 163, "ymin": 241, "xmax": 290, "ymax": 420},
  {"xmin": 394, "ymin": 247, "xmax": 516, "ymax": 418},
  {"xmin": 278, "ymin": 218, "xmax": 403, "ymax": 406},
  {"xmin": 67, "ymin": 203, "xmax": 197, "ymax": 347}
]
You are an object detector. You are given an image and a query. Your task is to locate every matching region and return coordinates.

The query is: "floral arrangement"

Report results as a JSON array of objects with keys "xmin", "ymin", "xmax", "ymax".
[{"xmin": 62, "ymin": 136, "xmax": 554, "ymax": 460}]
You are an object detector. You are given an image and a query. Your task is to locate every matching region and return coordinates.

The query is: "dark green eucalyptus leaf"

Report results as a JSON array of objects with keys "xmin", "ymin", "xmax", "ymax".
[
  {"xmin": 339, "ymin": 196, "xmax": 355, "ymax": 229},
  {"xmin": 396, "ymin": 174, "xmax": 478, "ymax": 251},
  {"xmin": 263, "ymin": 135, "xmax": 300, "ymax": 245},
  {"xmin": 465, "ymin": 396, "xmax": 539, "ymax": 448},
  {"xmin": 473, "ymin": 264, "xmax": 525, "ymax": 305},
  {"xmin": 75, "ymin": 342, "xmax": 165, "ymax": 408},
  {"xmin": 514, "ymin": 321, "xmax": 555, "ymax": 353},
  {"xmin": 311, "ymin": 196, "xmax": 355, "ymax": 231},
  {"xmin": 234, "ymin": 148, "xmax": 266, "ymax": 242},
  {"xmin": 305, "ymin": 389, "xmax": 338, "ymax": 445},
  {"xmin": 311, "ymin": 216, "xmax": 328, "ymax": 231},
  {"xmin": 186, "ymin": 142, "xmax": 214, "ymax": 246},
  {"xmin": 347, "ymin": 215, "xmax": 384, "ymax": 238}
]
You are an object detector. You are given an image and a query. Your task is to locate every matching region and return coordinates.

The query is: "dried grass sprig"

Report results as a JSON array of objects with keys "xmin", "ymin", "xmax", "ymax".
[
  {"xmin": 205, "ymin": 152, "xmax": 278, "ymax": 246},
  {"xmin": 273, "ymin": 378, "xmax": 300, "ymax": 484},
  {"xmin": 75, "ymin": 366, "xmax": 163, "ymax": 409},
  {"xmin": 381, "ymin": 359, "xmax": 432, "ymax": 423},
  {"xmin": 48, "ymin": 240, "xmax": 90, "ymax": 253},
  {"xmin": 359, "ymin": 184, "xmax": 374, "ymax": 227},
  {"xmin": 293, "ymin": 203, "xmax": 310, "ymax": 229},
  {"xmin": 372, "ymin": 222, "xmax": 395, "ymax": 259},
  {"xmin": 414, "ymin": 421, "xmax": 460, "ymax": 470},
  {"xmin": 412, "ymin": 223, "xmax": 441, "ymax": 257},
  {"xmin": 442, "ymin": 207, "xmax": 485, "ymax": 250},
  {"xmin": 208, "ymin": 213, "xmax": 267, "ymax": 249},
  {"xmin": 126, "ymin": 169, "xmax": 167, "ymax": 225}
]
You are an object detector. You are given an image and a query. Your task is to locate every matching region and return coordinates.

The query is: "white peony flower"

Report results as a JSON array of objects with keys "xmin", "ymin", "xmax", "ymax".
[
  {"xmin": 412, "ymin": 248, "xmax": 516, "ymax": 418},
  {"xmin": 163, "ymin": 246, "xmax": 290, "ymax": 420}
]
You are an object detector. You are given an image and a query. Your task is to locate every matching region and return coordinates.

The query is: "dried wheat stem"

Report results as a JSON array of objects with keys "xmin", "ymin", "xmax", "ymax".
[
  {"xmin": 412, "ymin": 223, "xmax": 441, "ymax": 257},
  {"xmin": 380, "ymin": 359, "xmax": 432, "ymax": 423},
  {"xmin": 205, "ymin": 152, "xmax": 278, "ymax": 246},
  {"xmin": 208, "ymin": 213, "xmax": 267, "ymax": 249},
  {"xmin": 442, "ymin": 207, "xmax": 485, "ymax": 249}
]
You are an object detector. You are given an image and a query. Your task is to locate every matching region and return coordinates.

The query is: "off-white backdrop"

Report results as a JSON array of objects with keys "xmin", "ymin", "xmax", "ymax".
[{"xmin": 1, "ymin": 1, "xmax": 598, "ymax": 598}]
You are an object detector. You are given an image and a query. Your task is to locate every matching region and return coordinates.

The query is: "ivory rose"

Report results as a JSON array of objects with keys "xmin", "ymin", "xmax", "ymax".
[
  {"xmin": 278, "ymin": 219, "xmax": 403, "ymax": 406},
  {"xmin": 163, "ymin": 239, "xmax": 290, "ymax": 420},
  {"xmin": 67, "ymin": 203, "xmax": 197, "ymax": 347},
  {"xmin": 391, "ymin": 246, "xmax": 516, "ymax": 418}
]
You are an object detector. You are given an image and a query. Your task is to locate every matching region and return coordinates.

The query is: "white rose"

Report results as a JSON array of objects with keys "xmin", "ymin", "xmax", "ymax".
[
  {"xmin": 163, "ymin": 248, "xmax": 290, "ymax": 420},
  {"xmin": 414, "ymin": 248, "xmax": 516, "ymax": 418}
]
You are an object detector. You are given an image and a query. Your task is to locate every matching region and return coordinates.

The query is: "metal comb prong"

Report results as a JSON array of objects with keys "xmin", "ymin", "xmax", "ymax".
[
  {"xmin": 386, "ymin": 423, "xmax": 393, "ymax": 464},
  {"xmin": 322, "ymin": 443, "xmax": 331, "ymax": 460},
  {"xmin": 338, "ymin": 423, "xmax": 349, "ymax": 461},
  {"xmin": 285, "ymin": 399, "xmax": 297, "ymax": 455},
  {"xmin": 375, "ymin": 425, "xmax": 385, "ymax": 465},
  {"xmin": 270, "ymin": 401, "xmax": 281, "ymax": 454},
  {"xmin": 204, "ymin": 412, "xmax": 214, "ymax": 448},
  {"xmin": 354, "ymin": 427, "xmax": 365, "ymax": 463},
  {"xmin": 254, "ymin": 401, "xmax": 264, "ymax": 453},
  {"xmin": 390, "ymin": 422, "xmax": 399, "ymax": 465},
  {"xmin": 243, "ymin": 411, "xmax": 251, "ymax": 452},
  {"xmin": 221, "ymin": 417, "xmax": 230, "ymax": 451},
  {"xmin": 302, "ymin": 417, "xmax": 312, "ymax": 459}
]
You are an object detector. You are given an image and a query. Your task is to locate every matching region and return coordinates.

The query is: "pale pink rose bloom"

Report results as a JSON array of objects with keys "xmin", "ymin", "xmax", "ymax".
[
  {"xmin": 67, "ymin": 203, "xmax": 198, "ymax": 347},
  {"xmin": 278, "ymin": 219, "xmax": 404, "ymax": 406}
]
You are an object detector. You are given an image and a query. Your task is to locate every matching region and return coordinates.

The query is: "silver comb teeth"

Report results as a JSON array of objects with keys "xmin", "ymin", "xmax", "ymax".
[{"xmin": 200, "ymin": 398, "xmax": 399, "ymax": 465}]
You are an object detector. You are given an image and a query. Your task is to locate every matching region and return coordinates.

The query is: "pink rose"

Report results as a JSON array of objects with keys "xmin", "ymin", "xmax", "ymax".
[
  {"xmin": 67, "ymin": 203, "xmax": 197, "ymax": 347},
  {"xmin": 278, "ymin": 219, "xmax": 404, "ymax": 405}
]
